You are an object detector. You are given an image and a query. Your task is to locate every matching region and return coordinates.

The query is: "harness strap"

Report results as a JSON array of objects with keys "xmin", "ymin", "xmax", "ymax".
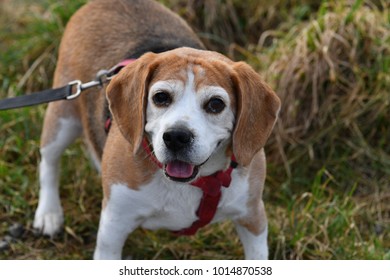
[{"xmin": 173, "ymin": 162, "xmax": 235, "ymax": 236}]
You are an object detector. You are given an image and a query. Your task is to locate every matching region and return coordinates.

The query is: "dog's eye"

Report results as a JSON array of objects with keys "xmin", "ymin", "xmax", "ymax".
[
  {"xmin": 205, "ymin": 98, "xmax": 225, "ymax": 114},
  {"xmin": 152, "ymin": 91, "xmax": 172, "ymax": 107}
]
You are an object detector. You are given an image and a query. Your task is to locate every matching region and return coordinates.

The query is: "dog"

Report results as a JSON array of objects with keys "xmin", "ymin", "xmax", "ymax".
[{"xmin": 33, "ymin": 0, "xmax": 280, "ymax": 259}]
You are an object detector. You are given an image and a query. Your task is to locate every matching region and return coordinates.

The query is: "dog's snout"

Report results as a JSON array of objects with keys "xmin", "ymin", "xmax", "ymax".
[{"xmin": 163, "ymin": 129, "xmax": 194, "ymax": 151}]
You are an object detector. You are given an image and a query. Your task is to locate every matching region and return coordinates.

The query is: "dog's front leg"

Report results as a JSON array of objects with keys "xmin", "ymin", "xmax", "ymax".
[
  {"xmin": 93, "ymin": 184, "xmax": 147, "ymax": 260},
  {"xmin": 93, "ymin": 205, "xmax": 137, "ymax": 260},
  {"xmin": 235, "ymin": 223, "xmax": 268, "ymax": 260},
  {"xmin": 234, "ymin": 200, "xmax": 269, "ymax": 260}
]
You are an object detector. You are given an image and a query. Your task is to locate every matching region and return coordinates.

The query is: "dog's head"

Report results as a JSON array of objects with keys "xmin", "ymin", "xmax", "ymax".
[{"xmin": 107, "ymin": 48, "xmax": 280, "ymax": 182}]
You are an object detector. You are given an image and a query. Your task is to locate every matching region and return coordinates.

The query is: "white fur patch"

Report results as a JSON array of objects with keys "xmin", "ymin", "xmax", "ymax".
[{"xmin": 235, "ymin": 224, "xmax": 268, "ymax": 260}]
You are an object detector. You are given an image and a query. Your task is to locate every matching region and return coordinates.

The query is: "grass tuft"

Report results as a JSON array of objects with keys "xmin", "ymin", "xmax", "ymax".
[{"xmin": 257, "ymin": 1, "xmax": 390, "ymax": 187}]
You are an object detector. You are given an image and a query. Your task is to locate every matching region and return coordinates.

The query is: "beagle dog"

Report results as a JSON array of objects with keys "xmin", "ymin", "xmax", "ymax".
[{"xmin": 33, "ymin": 0, "xmax": 280, "ymax": 259}]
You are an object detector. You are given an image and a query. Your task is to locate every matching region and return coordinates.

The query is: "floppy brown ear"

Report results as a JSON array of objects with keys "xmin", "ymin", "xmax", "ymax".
[
  {"xmin": 232, "ymin": 62, "xmax": 281, "ymax": 166},
  {"xmin": 106, "ymin": 52, "xmax": 157, "ymax": 154}
]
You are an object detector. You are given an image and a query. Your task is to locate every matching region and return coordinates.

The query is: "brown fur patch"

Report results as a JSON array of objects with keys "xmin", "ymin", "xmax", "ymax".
[
  {"xmin": 237, "ymin": 149, "xmax": 268, "ymax": 235},
  {"xmin": 231, "ymin": 63, "xmax": 281, "ymax": 166},
  {"xmin": 102, "ymin": 123, "xmax": 157, "ymax": 198},
  {"xmin": 106, "ymin": 53, "xmax": 158, "ymax": 155}
]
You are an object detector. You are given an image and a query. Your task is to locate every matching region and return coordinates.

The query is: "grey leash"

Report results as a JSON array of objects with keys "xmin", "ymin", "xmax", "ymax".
[{"xmin": 0, "ymin": 62, "xmax": 128, "ymax": 111}]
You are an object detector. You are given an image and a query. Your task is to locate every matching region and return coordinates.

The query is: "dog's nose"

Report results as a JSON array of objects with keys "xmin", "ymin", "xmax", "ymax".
[{"xmin": 163, "ymin": 129, "xmax": 194, "ymax": 151}]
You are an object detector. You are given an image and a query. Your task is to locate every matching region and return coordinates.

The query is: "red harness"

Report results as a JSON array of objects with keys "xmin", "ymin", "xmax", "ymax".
[{"xmin": 105, "ymin": 59, "xmax": 237, "ymax": 235}]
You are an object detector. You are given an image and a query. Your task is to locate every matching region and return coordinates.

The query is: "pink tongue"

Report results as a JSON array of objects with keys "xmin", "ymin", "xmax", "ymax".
[{"xmin": 165, "ymin": 160, "xmax": 195, "ymax": 178}]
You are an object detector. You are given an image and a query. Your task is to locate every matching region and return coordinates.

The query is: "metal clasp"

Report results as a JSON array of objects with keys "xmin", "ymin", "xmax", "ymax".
[
  {"xmin": 96, "ymin": 69, "xmax": 112, "ymax": 84},
  {"xmin": 65, "ymin": 66, "xmax": 117, "ymax": 100},
  {"xmin": 66, "ymin": 80, "xmax": 82, "ymax": 100}
]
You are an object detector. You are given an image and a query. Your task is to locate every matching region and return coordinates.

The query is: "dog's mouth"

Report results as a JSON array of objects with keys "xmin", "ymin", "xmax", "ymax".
[{"xmin": 164, "ymin": 160, "xmax": 200, "ymax": 183}]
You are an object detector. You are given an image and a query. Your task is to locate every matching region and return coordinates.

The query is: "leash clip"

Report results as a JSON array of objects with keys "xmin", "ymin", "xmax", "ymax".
[
  {"xmin": 66, "ymin": 71, "xmax": 111, "ymax": 100},
  {"xmin": 66, "ymin": 80, "xmax": 82, "ymax": 100},
  {"xmin": 65, "ymin": 60, "xmax": 135, "ymax": 101}
]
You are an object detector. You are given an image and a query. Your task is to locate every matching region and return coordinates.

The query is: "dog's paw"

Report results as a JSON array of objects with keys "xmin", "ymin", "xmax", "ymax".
[{"xmin": 33, "ymin": 208, "xmax": 64, "ymax": 237}]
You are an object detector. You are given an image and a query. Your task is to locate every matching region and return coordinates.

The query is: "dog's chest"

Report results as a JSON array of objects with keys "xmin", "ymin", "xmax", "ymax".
[{"xmin": 108, "ymin": 171, "xmax": 249, "ymax": 232}]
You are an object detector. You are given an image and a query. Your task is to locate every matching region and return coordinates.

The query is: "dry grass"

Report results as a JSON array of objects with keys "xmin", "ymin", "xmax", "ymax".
[
  {"xmin": 260, "ymin": 2, "xmax": 389, "ymax": 175},
  {"xmin": 161, "ymin": 0, "xmax": 321, "ymax": 54}
]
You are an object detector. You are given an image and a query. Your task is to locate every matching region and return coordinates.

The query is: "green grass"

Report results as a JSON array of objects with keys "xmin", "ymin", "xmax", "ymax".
[{"xmin": 0, "ymin": 0, "xmax": 389, "ymax": 259}]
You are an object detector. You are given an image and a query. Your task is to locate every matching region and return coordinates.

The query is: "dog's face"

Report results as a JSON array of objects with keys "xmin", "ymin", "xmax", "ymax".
[
  {"xmin": 107, "ymin": 48, "xmax": 280, "ymax": 182},
  {"xmin": 145, "ymin": 63, "xmax": 236, "ymax": 182}
]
